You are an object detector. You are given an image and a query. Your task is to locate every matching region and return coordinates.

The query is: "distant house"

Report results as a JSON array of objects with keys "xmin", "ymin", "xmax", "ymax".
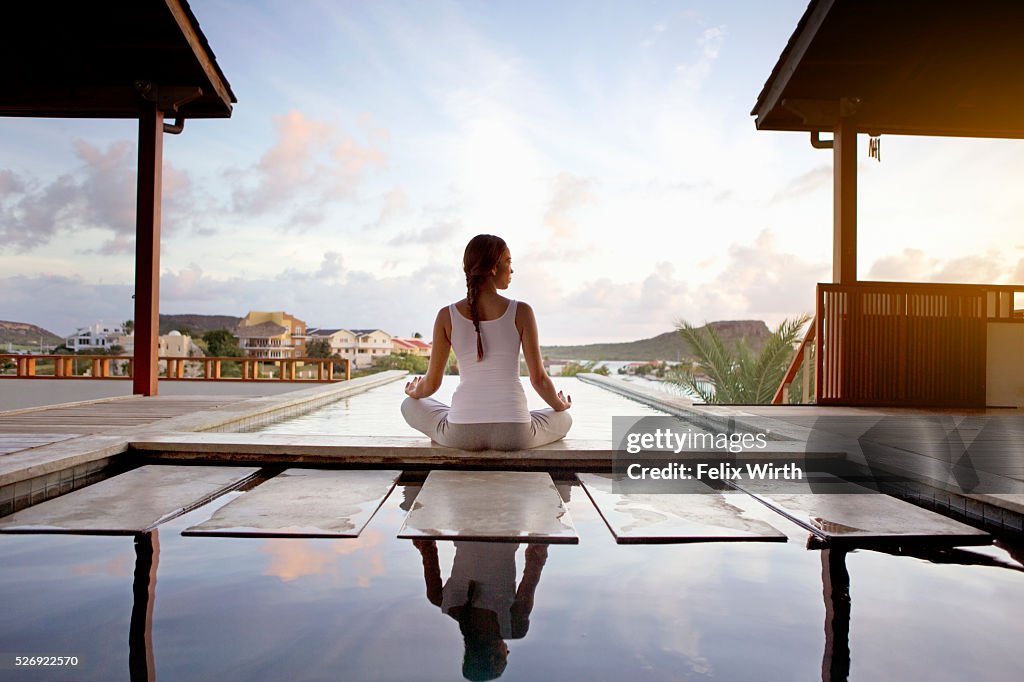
[
  {"xmin": 392, "ymin": 338, "xmax": 432, "ymax": 357},
  {"xmin": 351, "ymin": 329, "xmax": 392, "ymax": 368},
  {"xmin": 235, "ymin": 311, "xmax": 308, "ymax": 359},
  {"xmin": 157, "ymin": 330, "xmax": 203, "ymax": 357},
  {"xmin": 66, "ymin": 321, "xmax": 127, "ymax": 352},
  {"xmin": 307, "ymin": 327, "xmax": 394, "ymax": 368}
]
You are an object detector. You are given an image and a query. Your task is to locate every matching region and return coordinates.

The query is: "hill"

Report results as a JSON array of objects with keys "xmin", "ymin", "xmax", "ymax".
[
  {"xmin": 159, "ymin": 314, "xmax": 242, "ymax": 336},
  {"xmin": 0, "ymin": 320, "xmax": 65, "ymax": 349},
  {"xmin": 540, "ymin": 320, "xmax": 772, "ymax": 361}
]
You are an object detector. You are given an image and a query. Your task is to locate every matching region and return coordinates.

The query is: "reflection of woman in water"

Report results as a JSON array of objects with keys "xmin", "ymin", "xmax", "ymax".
[
  {"xmin": 401, "ymin": 234, "xmax": 572, "ymax": 450},
  {"xmin": 414, "ymin": 540, "xmax": 548, "ymax": 681}
]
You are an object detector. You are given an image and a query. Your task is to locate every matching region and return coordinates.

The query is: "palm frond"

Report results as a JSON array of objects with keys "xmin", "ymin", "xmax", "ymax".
[
  {"xmin": 670, "ymin": 315, "xmax": 812, "ymax": 405},
  {"xmin": 749, "ymin": 314, "xmax": 811, "ymax": 403}
]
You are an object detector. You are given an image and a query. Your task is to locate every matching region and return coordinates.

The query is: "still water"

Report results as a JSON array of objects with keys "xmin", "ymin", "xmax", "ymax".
[
  {"xmin": 1, "ymin": 377, "xmax": 1022, "ymax": 680},
  {"xmin": 1, "ymin": 482, "xmax": 1022, "ymax": 681},
  {"xmin": 245, "ymin": 375, "xmax": 674, "ymax": 439}
]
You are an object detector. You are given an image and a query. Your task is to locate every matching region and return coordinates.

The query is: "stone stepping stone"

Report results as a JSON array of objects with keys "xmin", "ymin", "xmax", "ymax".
[
  {"xmin": 732, "ymin": 473, "xmax": 991, "ymax": 546},
  {"xmin": 0, "ymin": 465, "xmax": 259, "ymax": 535},
  {"xmin": 398, "ymin": 470, "xmax": 577, "ymax": 544},
  {"xmin": 183, "ymin": 468, "xmax": 400, "ymax": 538},
  {"xmin": 578, "ymin": 473, "xmax": 787, "ymax": 543}
]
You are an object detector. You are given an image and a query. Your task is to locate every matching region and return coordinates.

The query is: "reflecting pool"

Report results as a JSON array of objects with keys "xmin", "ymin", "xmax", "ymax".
[
  {"xmin": 245, "ymin": 376, "xmax": 675, "ymax": 439},
  {"xmin": 1, "ymin": 480, "xmax": 1022, "ymax": 681}
]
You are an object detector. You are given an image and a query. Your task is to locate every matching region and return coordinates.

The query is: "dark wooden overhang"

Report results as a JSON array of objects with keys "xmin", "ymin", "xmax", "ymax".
[
  {"xmin": 0, "ymin": 0, "xmax": 236, "ymax": 119},
  {"xmin": 752, "ymin": 0, "xmax": 1024, "ymax": 138}
]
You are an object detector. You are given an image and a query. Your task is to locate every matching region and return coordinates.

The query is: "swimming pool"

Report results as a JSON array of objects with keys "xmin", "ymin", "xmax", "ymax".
[{"xmin": 244, "ymin": 375, "xmax": 676, "ymax": 440}]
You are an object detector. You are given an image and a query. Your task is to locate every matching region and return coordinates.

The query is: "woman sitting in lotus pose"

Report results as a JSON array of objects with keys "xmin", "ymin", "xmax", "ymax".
[{"xmin": 401, "ymin": 234, "xmax": 572, "ymax": 450}]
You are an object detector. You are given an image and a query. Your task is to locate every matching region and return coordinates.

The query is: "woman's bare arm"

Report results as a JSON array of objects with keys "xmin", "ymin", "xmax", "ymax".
[
  {"xmin": 405, "ymin": 307, "xmax": 452, "ymax": 399},
  {"xmin": 519, "ymin": 303, "xmax": 571, "ymax": 411}
]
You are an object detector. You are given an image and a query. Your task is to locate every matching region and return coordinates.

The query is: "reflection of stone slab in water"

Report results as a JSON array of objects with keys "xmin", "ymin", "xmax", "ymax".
[
  {"xmin": 733, "ymin": 473, "xmax": 991, "ymax": 546},
  {"xmin": 183, "ymin": 469, "xmax": 400, "ymax": 538},
  {"xmin": 578, "ymin": 473, "xmax": 787, "ymax": 544},
  {"xmin": 398, "ymin": 470, "xmax": 578, "ymax": 544},
  {"xmin": 0, "ymin": 465, "xmax": 260, "ymax": 535}
]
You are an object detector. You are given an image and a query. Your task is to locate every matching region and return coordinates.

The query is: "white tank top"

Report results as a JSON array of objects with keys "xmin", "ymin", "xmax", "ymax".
[{"xmin": 448, "ymin": 299, "xmax": 530, "ymax": 424}]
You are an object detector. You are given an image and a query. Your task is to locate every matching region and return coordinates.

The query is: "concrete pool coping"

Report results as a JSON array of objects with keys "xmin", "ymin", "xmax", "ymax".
[{"xmin": 0, "ymin": 371, "xmax": 408, "ymax": 508}]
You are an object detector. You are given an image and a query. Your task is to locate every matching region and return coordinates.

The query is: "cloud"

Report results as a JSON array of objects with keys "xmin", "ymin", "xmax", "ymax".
[
  {"xmin": 674, "ymin": 25, "xmax": 726, "ymax": 90},
  {"xmin": 388, "ymin": 218, "xmax": 459, "ymax": 246},
  {"xmin": 866, "ymin": 248, "xmax": 1007, "ymax": 284},
  {"xmin": 0, "ymin": 274, "xmax": 134, "ymax": 335},
  {"xmin": 521, "ymin": 229, "xmax": 826, "ymax": 344},
  {"xmin": 227, "ymin": 111, "xmax": 387, "ymax": 225},
  {"xmin": 772, "ymin": 165, "xmax": 831, "ymax": 203},
  {"xmin": 0, "ymin": 140, "xmax": 200, "ymax": 254},
  {"xmin": 543, "ymin": 173, "xmax": 593, "ymax": 240},
  {"xmin": 367, "ymin": 187, "xmax": 410, "ymax": 230}
]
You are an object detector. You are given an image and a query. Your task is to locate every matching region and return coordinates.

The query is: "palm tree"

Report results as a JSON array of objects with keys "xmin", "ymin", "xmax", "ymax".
[{"xmin": 668, "ymin": 315, "xmax": 810, "ymax": 404}]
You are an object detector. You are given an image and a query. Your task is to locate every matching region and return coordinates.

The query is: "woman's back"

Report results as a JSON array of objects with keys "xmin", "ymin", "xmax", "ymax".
[{"xmin": 448, "ymin": 298, "xmax": 529, "ymax": 424}]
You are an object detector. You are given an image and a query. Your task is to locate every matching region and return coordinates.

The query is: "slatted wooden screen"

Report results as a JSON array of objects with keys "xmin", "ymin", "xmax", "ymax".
[{"xmin": 815, "ymin": 283, "xmax": 1022, "ymax": 407}]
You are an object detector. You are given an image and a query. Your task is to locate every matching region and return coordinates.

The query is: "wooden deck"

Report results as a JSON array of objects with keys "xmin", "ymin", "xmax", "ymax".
[{"xmin": 0, "ymin": 395, "xmax": 258, "ymax": 455}]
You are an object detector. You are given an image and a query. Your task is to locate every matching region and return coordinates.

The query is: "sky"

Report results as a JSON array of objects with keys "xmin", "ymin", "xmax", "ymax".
[{"xmin": 2, "ymin": 0, "xmax": 1023, "ymax": 344}]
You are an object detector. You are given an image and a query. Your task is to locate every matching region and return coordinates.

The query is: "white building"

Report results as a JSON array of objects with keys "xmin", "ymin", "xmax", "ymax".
[
  {"xmin": 66, "ymin": 322, "xmax": 127, "ymax": 352},
  {"xmin": 307, "ymin": 327, "xmax": 394, "ymax": 368}
]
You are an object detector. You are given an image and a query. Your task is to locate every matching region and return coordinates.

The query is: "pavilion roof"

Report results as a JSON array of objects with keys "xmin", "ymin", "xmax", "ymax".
[
  {"xmin": 0, "ymin": 0, "xmax": 236, "ymax": 119},
  {"xmin": 752, "ymin": 0, "xmax": 1024, "ymax": 138}
]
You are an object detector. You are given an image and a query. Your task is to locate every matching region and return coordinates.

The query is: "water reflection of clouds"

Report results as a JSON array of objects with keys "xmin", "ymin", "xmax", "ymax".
[
  {"xmin": 843, "ymin": 550, "xmax": 1023, "ymax": 680},
  {"xmin": 71, "ymin": 553, "xmax": 131, "ymax": 577},
  {"xmin": 260, "ymin": 530, "xmax": 385, "ymax": 584}
]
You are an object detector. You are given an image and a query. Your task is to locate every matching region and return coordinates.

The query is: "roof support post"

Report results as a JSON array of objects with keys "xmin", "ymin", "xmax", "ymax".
[
  {"xmin": 133, "ymin": 101, "xmax": 164, "ymax": 397},
  {"xmin": 832, "ymin": 116, "xmax": 857, "ymax": 284}
]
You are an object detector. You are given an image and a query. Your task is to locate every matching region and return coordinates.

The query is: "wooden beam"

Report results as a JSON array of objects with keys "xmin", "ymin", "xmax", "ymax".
[
  {"xmin": 133, "ymin": 102, "xmax": 164, "ymax": 397},
  {"xmin": 752, "ymin": 0, "xmax": 835, "ymax": 127},
  {"xmin": 163, "ymin": 0, "xmax": 234, "ymax": 113},
  {"xmin": 833, "ymin": 116, "xmax": 857, "ymax": 284}
]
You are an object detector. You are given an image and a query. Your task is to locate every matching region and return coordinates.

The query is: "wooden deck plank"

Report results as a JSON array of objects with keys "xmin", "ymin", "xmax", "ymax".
[
  {"xmin": 578, "ymin": 473, "xmax": 787, "ymax": 544},
  {"xmin": 731, "ymin": 473, "xmax": 991, "ymax": 546},
  {"xmin": 0, "ymin": 464, "xmax": 260, "ymax": 534},
  {"xmin": 183, "ymin": 469, "xmax": 400, "ymax": 538},
  {"xmin": 398, "ymin": 471, "xmax": 578, "ymax": 544},
  {"xmin": 0, "ymin": 433, "xmax": 79, "ymax": 455},
  {"xmin": 0, "ymin": 394, "xmax": 255, "ymax": 436}
]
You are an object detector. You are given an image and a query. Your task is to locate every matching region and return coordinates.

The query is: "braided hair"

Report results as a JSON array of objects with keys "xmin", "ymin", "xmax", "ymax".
[{"xmin": 463, "ymin": 234, "xmax": 508, "ymax": 361}]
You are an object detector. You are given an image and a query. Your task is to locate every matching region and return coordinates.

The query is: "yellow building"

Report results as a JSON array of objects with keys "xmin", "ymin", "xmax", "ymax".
[{"xmin": 235, "ymin": 311, "xmax": 308, "ymax": 359}]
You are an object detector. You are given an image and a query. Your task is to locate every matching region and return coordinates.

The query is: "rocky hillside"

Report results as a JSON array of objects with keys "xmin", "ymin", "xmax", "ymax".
[
  {"xmin": 0, "ymin": 320, "xmax": 65, "ymax": 349},
  {"xmin": 540, "ymin": 320, "xmax": 772, "ymax": 361}
]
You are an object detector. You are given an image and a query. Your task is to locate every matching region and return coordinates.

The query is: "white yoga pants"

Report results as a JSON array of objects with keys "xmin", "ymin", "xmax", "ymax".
[{"xmin": 401, "ymin": 397, "xmax": 572, "ymax": 451}]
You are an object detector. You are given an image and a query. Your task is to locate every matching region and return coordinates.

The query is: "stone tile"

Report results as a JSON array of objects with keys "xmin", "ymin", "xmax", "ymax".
[
  {"xmin": 734, "ymin": 473, "xmax": 991, "ymax": 546},
  {"xmin": 398, "ymin": 470, "xmax": 578, "ymax": 544},
  {"xmin": 183, "ymin": 469, "xmax": 400, "ymax": 537},
  {"xmin": 578, "ymin": 473, "xmax": 787, "ymax": 543},
  {"xmin": 0, "ymin": 465, "xmax": 260, "ymax": 534}
]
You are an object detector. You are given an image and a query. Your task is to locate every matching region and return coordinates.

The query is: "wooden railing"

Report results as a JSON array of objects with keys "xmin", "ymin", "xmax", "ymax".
[
  {"xmin": 772, "ymin": 317, "xmax": 816, "ymax": 405},
  {"xmin": 814, "ymin": 282, "xmax": 1023, "ymax": 407},
  {"xmin": 0, "ymin": 355, "xmax": 351, "ymax": 382}
]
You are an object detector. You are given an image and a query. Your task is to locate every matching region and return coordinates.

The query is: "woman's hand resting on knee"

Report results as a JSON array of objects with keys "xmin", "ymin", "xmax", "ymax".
[
  {"xmin": 405, "ymin": 376, "xmax": 426, "ymax": 399},
  {"xmin": 555, "ymin": 390, "xmax": 572, "ymax": 412}
]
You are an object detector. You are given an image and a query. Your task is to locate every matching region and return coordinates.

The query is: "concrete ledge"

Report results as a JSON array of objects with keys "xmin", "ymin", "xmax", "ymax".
[
  {"xmin": 128, "ymin": 432, "xmax": 836, "ymax": 471},
  {"xmin": 576, "ymin": 374, "xmax": 810, "ymax": 441},
  {"xmin": 155, "ymin": 370, "xmax": 408, "ymax": 432},
  {"xmin": 0, "ymin": 371, "xmax": 407, "ymax": 490}
]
